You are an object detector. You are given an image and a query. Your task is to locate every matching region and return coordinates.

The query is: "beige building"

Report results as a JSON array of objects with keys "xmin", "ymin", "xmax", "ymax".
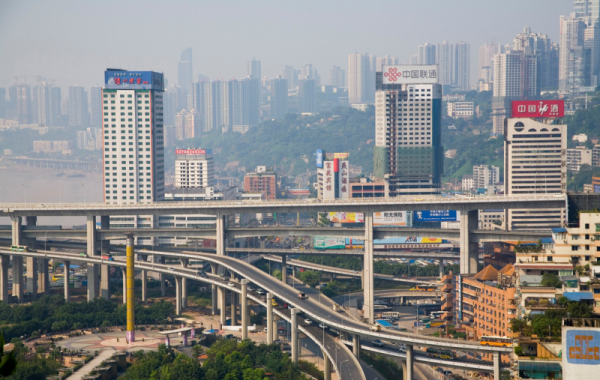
[
  {"xmin": 174, "ymin": 148, "xmax": 214, "ymax": 189},
  {"xmin": 567, "ymin": 146, "xmax": 592, "ymax": 173},
  {"xmin": 447, "ymin": 101, "xmax": 474, "ymax": 118},
  {"xmin": 504, "ymin": 117, "xmax": 566, "ymax": 230}
]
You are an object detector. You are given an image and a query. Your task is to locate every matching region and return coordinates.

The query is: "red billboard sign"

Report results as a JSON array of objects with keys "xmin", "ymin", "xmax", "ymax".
[
  {"xmin": 511, "ymin": 100, "xmax": 564, "ymax": 118},
  {"xmin": 175, "ymin": 149, "xmax": 207, "ymax": 155}
]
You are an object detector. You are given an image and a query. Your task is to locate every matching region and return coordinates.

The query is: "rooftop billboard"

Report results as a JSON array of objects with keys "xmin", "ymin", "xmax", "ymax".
[
  {"xmin": 175, "ymin": 149, "xmax": 212, "ymax": 155},
  {"xmin": 511, "ymin": 100, "xmax": 564, "ymax": 118},
  {"xmin": 382, "ymin": 65, "xmax": 438, "ymax": 84},
  {"xmin": 105, "ymin": 69, "xmax": 164, "ymax": 91}
]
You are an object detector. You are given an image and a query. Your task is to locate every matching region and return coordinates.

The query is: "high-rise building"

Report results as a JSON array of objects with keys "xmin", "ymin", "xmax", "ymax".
[
  {"xmin": 454, "ymin": 41, "xmax": 471, "ymax": 90},
  {"xmin": 373, "ymin": 65, "xmax": 443, "ymax": 196},
  {"xmin": 504, "ymin": 117, "xmax": 567, "ymax": 230},
  {"xmin": 592, "ymin": 144, "xmax": 600, "ymax": 166},
  {"xmin": 472, "ymin": 165, "xmax": 500, "ymax": 189},
  {"xmin": 101, "ymin": 69, "xmax": 165, "ymax": 205},
  {"xmin": 479, "ymin": 40, "xmax": 505, "ymax": 84},
  {"xmin": 282, "ymin": 65, "xmax": 298, "ymax": 90},
  {"xmin": 270, "ymin": 77, "xmax": 288, "ymax": 120},
  {"xmin": 90, "ymin": 86, "xmax": 102, "ymax": 127},
  {"xmin": 35, "ymin": 83, "xmax": 61, "ymax": 127},
  {"xmin": 575, "ymin": 0, "xmax": 600, "ymax": 20},
  {"xmin": 376, "ymin": 56, "xmax": 399, "ymax": 71},
  {"xmin": 0, "ymin": 88, "xmax": 5, "ymax": 119},
  {"xmin": 247, "ymin": 58, "xmax": 261, "ymax": 80},
  {"xmin": 559, "ymin": 15, "xmax": 592, "ymax": 93},
  {"xmin": 329, "ymin": 66, "xmax": 345, "ymax": 88},
  {"xmin": 418, "ymin": 43, "xmax": 436, "ymax": 65},
  {"xmin": 437, "ymin": 41, "xmax": 454, "ymax": 86},
  {"xmin": 298, "ymin": 79, "xmax": 315, "ymax": 114},
  {"xmin": 16, "ymin": 84, "xmax": 32, "ymax": 125},
  {"xmin": 174, "ymin": 148, "xmax": 214, "ymax": 189},
  {"xmin": 178, "ymin": 48, "xmax": 193, "ymax": 91},
  {"xmin": 348, "ymin": 53, "xmax": 374, "ymax": 104},
  {"xmin": 567, "ymin": 146, "xmax": 592, "ymax": 172},
  {"xmin": 68, "ymin": 86, "xmax": 89, "ymax": 127},
  {"xmin": 492, "ymin": 51, "xmax": 538, "ymax": 134},
  {"xmin": 244, "ymin": 166, "xmax": 277, "ymax": 200},
  {"xmin": 513, "ymin": 27, "xmax": 560, "ymax": 91}
]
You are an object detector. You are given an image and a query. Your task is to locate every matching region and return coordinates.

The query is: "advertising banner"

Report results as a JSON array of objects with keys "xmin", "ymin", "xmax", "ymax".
[
  {"xmin": 314, "ymin": 236, "xmax": 346, "ymax": 250},
  {"xmin": 105, "ymin": 70, "xmax": 164, "ymax": 91},
  {"xmin": 328, "ymin": 212, "xmax": 364, "ymax": 223},
  {"xmin": 511, "ymin": 100, "xmax": 564, "ymax": 118},
  {"xmin": 322, "ymin": 161, "xmax": 335, "ymax": 199},
  {"xmin": 175, "ymin": 149, "xmax": 211, "ymax": 155},
  {"xmin": 324, "ymin": 152, "xmax": 349, "ymax": 160},
  {"xmin": 374, "ymin": 211, "xmax": 412, "ymax": 226},
  {"xmin": 316, "ymin": 149, "xmax": 324, "ymax": 168},
  {"xmin": 594, "ymin": 184, "xmax": 600, "ymax": 193},
  {"xmin": 339, "ymin": 160, "xmax": 349, "ymax": 198},
  {"xmin": 345, "ymin": 238, "xmax": 365, "ymax": 249},
  {"xmin": 382, "ymin": 65, "xmax": 438, "ymax": 84},
  {"xmin": 414, "ymin": 210, "xmax": 458, "ymax": 222}
]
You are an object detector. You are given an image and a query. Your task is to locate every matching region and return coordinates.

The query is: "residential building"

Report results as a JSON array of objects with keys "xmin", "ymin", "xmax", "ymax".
[
  {"xmin": 437, "ymin": 41, "xmax": 454, "ymax": 86},
  {"xmin": 567, "ymin": 146, "xmax": 592, "ymax": 172},
  {"xmin": 349, "ymin": 177, "xmax": 385, "ymax": 198},
  {"xmin": 573, "ymin": 133, "xmax": 588, "ymax": 143},
  {"xmin": 492, "ymin": 51, "xmax": 538, "ymax": 134},
  {"xmin": 282, "ymin": 65, "xmax": 298, "ymax": 90},
  {"xmin": 178, "ymin": 48, "xmax": 193, "ymax": 91},
  {"xmin": 35, "ymin": 83, "xmax": 61, "ymax": 127},
  {"xmin": 593, "ymin": 144, "xmax": 600, "ymax": 166},
  {"xmin": 90, "ymin": 86, "xmax": 102, "ymax": 127},
  {"xmin": 68, "ymin": 86, "xmax": 89, "ymax": 127},
  {"xmin": 454, "ymin": 41, "xmax": 471, "ymax": 91},
  {"xmin": 15, "ymin": 84, "xmax": 32, "ymax": 125},
  {"xmin": 270, "ymin": 77, "xmax": 288, "ymax": 120},
  {"xmin": 375, "ymin": 56, "xmax": 399, "ymax": 71},
  {"xmin": 479, "ymin": 40, "xmax": 505, "ymax": 86},
  {"xmin": 247, "ymin": 58, "xmax": 261, "ymax": 80},
  {"xmin": 174, "ymin": 148, "xmax": 214, "ymax": 189},
  {"xmin": 101, "ymin": 69, "xmax": 165, "ymax": 205},
  {"xmin": 244, "ymin": 166, "xmax": 277, "ymax": 200},
  {"xmin": 462, "ymin": 175, "xmax": 474, "ymax": 191},
  {"xmin": 447, "ymin": 102, "xmax": 474, "ymax": 118},
  {"xmin": 329, "ymin": 65, "xmax": 345, "ymax": 88},
  {"xmin": 418, "ymin": 43, "xmax": 436, "ymax": 65},
  {"xmin": 513, "ymin": 27, "xmax": 559, "ymax": 91},
  {"xmin": 0, "ymin": 88, "xmax": 5, "ymax": 119},
  {"xmin": 479, "ymin": 209, "xmax": 504, "ymax": 230},
  {"xmin": 504, "ymin": 117, "xmax": 567, "ymax": 230},
  {"xmin": 473, "ymin": 165, "xmax": 500, "ymax": 189},
  {"xmin": 348, "ymin": 53, "xmax": 373, "ymax": 104},
  {"xmin": 373, "ymin": 65, "xmax": 443, "ymax": 196},
  {"xmin": 298, "ymin": 79, "xmax": 315, "ymax": 114},
  {"xmin": 559, "ymin": 14, "xmax": 591, "ymax": 93}
]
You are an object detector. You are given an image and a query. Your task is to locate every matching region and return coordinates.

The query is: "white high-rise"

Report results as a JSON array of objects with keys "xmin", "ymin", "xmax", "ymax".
[
  {"xmin": 418, "ymin": 43, "xmax": 436, "ymax": 65},
  {"xmin": 174, "ymin": 148, "xmax": 214, "ymax": 189},
  {"xmin": 348, "ymin": 53, "xmax": 373, "ymax": 104},
  {"xmin": 473, "ymin": 165, "xmax": 500, "ymax": 189},
  {"xmin": 102, "ymin": 69, "xmax": 165, "ymax": 205},
  {"xmin": 437, "ymin": 41, "xmax": 454, "ymax": 85}
]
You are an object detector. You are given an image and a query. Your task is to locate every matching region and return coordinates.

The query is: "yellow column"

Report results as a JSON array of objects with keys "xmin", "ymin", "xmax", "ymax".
[{"xmin": 126, "ymin": 234, "xmax": 135, "ymax": 343}]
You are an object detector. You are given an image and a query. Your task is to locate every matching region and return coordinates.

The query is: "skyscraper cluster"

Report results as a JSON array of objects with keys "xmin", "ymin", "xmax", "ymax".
[{"xmin": 409, "ymin": 41, "xmax": 471, "ymax": 91}]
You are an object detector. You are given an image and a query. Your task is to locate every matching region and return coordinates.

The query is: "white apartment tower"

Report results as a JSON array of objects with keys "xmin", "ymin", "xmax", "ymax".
[
  {"xmin": 102, "ymin": 69, "xmax": 165, "ymax": 205},
  {"xmin": 504, "ymin": 118, "xmax": 567, "ymax": 230},
  {"xmin": 348, "ymin": 53, "xmax": 373, "ymax": 104},
  {"xmin": 174, "ymin": 148, "xmax": 215, "ymax": 189},
  {"xmin": 472, "ymin": 165, "xmax": 500, "ymax": 189}
]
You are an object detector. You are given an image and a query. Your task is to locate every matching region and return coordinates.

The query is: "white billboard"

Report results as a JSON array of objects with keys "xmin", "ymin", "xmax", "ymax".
[
  {"xmin": 322, "ymin": 161, "xmax": 335, "ymax": 199},
  {"xmin": 374, "ymin": 211, "xmax": 412, "ymax": 227},
  {"xmin": 339, "ymin": 160, "xmax": 349, "ymax": 198},
  {"xmin": 382, "ymin": 65, "xmax": 438, "ymax": 84}
]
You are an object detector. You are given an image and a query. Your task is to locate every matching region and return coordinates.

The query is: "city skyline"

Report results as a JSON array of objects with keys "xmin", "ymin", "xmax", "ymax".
[{"xmin": 0, "ymin": 0, "xmax": 571, "ymax": 89}]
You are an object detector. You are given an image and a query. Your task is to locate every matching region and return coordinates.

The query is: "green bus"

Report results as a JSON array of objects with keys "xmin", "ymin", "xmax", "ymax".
[{"xmin": 426, "ymin": 348, "xmax": 455, "ymax": 360}]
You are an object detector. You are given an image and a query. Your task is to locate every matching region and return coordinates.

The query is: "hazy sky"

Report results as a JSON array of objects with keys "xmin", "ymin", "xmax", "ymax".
[{"xmin": 0, "ymin": 0, "xmax": 573, "ymax": 89}]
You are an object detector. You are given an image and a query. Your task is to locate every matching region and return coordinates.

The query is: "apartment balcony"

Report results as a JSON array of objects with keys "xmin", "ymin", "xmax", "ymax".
[
  {"xmin": 441, "ymin": 283, "xmax": 454, "ymax": 292},
  {"xmin": 441, "ymin": 273, "xmax": 453, "ymax": 283},
  {"xmin": 442, "ymin": 301, "xmax": 453, "ymax": 311},
  {"xmin": 441, "ymin": 312, "xmax": 453, "ymax": 320}
]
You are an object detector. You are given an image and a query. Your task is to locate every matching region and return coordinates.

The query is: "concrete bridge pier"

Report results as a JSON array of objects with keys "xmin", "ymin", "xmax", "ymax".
[
  {"xmin": 26, "ymin": 257, "xmax": 38, "ymax": 299},
  {"xmin": 230, "ymin": 291, "xmax": 237, "ymax": 325},
  {"xmin": 281, "ymin": 255, "xmax": 287, "ymax": 284},
  {"xmin": 0, "ymin": 255, "xmax": 9, "ymax": 302},
  {"xmin": 460, "ymin": 210, "xmax": 479, "ymax": 274},
  {"xmin": 100, "ymin": 215, "xmax": 111, "ymax": 300},
  {"xmin": 404, "ymin": 344, "xmax": 413, "ymax": 380},
  {"xmin": 153, "ymin": 255, "xmax": 166, "ymax": 297},
  {"xmin": 180, "ymin": 258, "xmax": 188, "ymax": 307},
  {"xmin": 219, "ymin": 286, "xmax": 227, "ymax": 328},
  {"xmin": 241, "ymin": 279, "xmax": 248, "ymax": 340},
  {"xmin": 291, "ymin": 308, "xmax": 299, "ymax": 364},
  {"xmin": 175, "ymin": 276, "xmax": 182, "ymax": 316},
  {"xmin": 86, "ymin": 216, "xmax": 99, "ymax": 301},
  {"xmin": 363, "ymin": 212, "xmax": 375, "ymax": 324},
  {"xmin": 352, "ymin": 334, "xmax": 361, "ymax": 358},
  {"xmin": 37, "ymin": 258, "xmax": 49, "ymax": 295},
  {"xmin": 266, "ymin": 292, "xmax": 273, "ymax": 344},
  {"xmin": 211, "ymin": 264, "xmax": 218, "ymax": 315},
  {"xmin": 324, "ymin": 355, "xmax": 332, "ymax": 380},
  {"xmin": 493, "ymin": 352, "xmax": 500, "ymax": 380},
  {"xmin": 11, "ymin": 216, "xmax": 23, "ymax": 303},
  {"xmin": 63, "ymin": 260, "xmax": 70, "ymax": 302},
  {"xmin": 439, "ymin": 259, "xmax": 444, "ymax": 278}
]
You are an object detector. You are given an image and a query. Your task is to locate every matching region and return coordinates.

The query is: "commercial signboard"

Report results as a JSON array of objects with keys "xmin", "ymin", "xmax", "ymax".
[
  {"xmin": 322, "ymin": 161, "xmax": 335, "ymax": 199},
  {"xmin": 105, "ymin": 70, "xmax": 164, "ymax": 91},
  {"xmin": 328, "ymin": 212, "xmax": 364, "ymax": 224},
  {"xmin": 373, "ymin": 237, "xmax": 443, "ymax": 245},
  {"xmin": 314, "ymin": 236, "xmax": 346, "ymax": 250},
  {"xmin": 562, "ymin": 327, "xmax": 600, "ymax": 380},
  {"xmin": 345, "ymin": 238, "xmax": 364, "ymax": 249},
  {"xmin": 339, "ymin": 160, "xmax": 349, "ymax": 198},
  {"xmin": 324, "ymin": 152, "xmax": 349, "ymax": 160},
  {"xmin": 374, "ymin": 211, "xmax": 413, "ymax": 227},
  {"xmin": 316, "ymin": 149, "xmax": 324, "ymax": 168},
  {"xmin": 175, "ymin": 149, "xmax": 211, "ymax": 155},
  {"xmin": 414, "ymin": 210, "xmax": 459, "ymax": 222},
  {"xmin": 382, "ymin": 65, "xmax": 438, "ymax": 84},
  {"xmin": 511, "ymin": 100, "xmax": 564, "ymax": 118}
]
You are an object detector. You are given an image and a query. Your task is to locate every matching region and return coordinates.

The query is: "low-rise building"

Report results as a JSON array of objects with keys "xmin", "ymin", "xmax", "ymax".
[
  {"xmin": 462, "ymin": 175, "xmax": 473, "ymax": 191},
  {"xmin": 244, "ymin": 166, "xmax": 278, "ymax": 200},
  {"xmin": 447, "ymin": 101, "xmax": 474, "ymax": 118},
  {"xmin": 567, "ymin": 146, "xmax": 592, "ymax": 173}
]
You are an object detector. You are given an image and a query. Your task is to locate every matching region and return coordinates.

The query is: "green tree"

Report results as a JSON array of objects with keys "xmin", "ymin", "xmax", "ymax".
[
  {"xmin": 541, "ymin": 273, "xmax": 562, "ymax": 288},
  {"xmin": 0, "ymin": 333, "xmax": 18, "ymax": 377},
  {"xmin": 192, "ymin": 344, "xmax": 204, "ymax": 358}
]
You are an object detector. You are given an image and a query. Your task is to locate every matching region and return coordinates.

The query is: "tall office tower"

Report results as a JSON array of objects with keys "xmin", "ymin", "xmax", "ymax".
[
  {"xmin": 329, "ymin": 66, "xmax": 345, "ymax": 88},
  {"xmin": 437, "ymin": 41, "xmax": 454, "ymax": 86},
  {"xmin": 242, "ymin": 77, "xmax": 260, "ymax": 126},
  {"xmin": 300, "ymin": 64, "xmax": 320, "ymax": 85},
  {"xmin": 164, "ymin": 125, "xmax": 175, "ymax": 148},
  {"xmin": 376, "ymin": 56, "xmax": 399, "ymax": 71},
  {"xmin": 479, "ymin": 40, "xmax": 504, "ymax": 84},
  {"xmin": 35, "ymin": 83, "xmax": 61, "ymax": 127},
  {"xmin": 282, "ymin": 65, "xmax": 298, "ymax": 90},
  {"xmin": 559, "ymin": 15, "xmax": 592, "ymax": 92},
  {"xmin": 68, "ymin": 86, "xmax": 89, "ymax": 127},
  {"xmin": 575, "ymin": 0, "xmax": 600, "ymax": 83},
  {"xmin": 0, "ymin": 88, "xmax": 5, "ymax": 119},
  {"xmin": 270, "ymin": 77, "xmax": 288, "ymax": 119},
  {"xmin": 174, "ymin": 148, "xmax": 215, "ymax": 189},
  {"xmin": 298, "ymin": 79, "xmax": 315, "ymax": 114},
  {"xmin": 492, "ymin": 51, "xmax": 538, "ymax": 134},
  {"xmin": 90, "ymin": 86, "xmax": 102, "ymax": 127},
  {"xmin": 175, "ymin": 109, "xmax": 201, "ymax": 139},
  {"xmin": 178, "ymin": 48, "xmax": 193, "ymax": 91},
  {"xmin": 513, "ymin": 27, "xmax": 560, "ymax": 91},
  {"xmin": 248, "ymin": 58, "xmax": 261, "ymax": 80},
  {"xmin": 504, "ymin": 116, "xmax": 567, "ymax": 230},
  {"xmin": 472, "ymin": 165, "xmax": 500, "ymax": 189},
  {"xmin": 101, "ymin": 69, "xmax": 165, "ymax": 205},
  {"xmin": 16, "ymin": 84, "xmax": 32, "ymax": 124},
  {"xmin": 575, "ymin": 0, "xmax": 600, "ymax": 19},
  {"xmin": 373, "ymin": 65, "xmax": 443, "ymax": 196},
  {"xmin": 454, "ymin": 41, "xmax": 471, "ymax": 90},
  {"xmin": 418, "ymin": 43, "xmax": 437, "ymax": 65},
  {"xmin": 348, "ymin": 53, "xmax": 373, "ymax": 104}
]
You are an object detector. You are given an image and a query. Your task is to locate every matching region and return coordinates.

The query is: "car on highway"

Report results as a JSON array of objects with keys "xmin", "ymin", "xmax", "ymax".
[
  {"xmin": 197, "ymin": 270, "xmax": 207, "ymax": 278},
  {"xmin": 298, "ymin": 292, "xmax": 308, "ymax": 299},
  {"xmin": 271, "ymin": 298, "xmax": 278, "ymax": 306},
  {"xmin": 220, "ymin": 274, "xmax": 228, "ymax": 281},
  {"xmin": 318, "ymin": 323, "xmax": 328, "ymax": 329},
  {"xmin": 304, "ymin": 318, "xmax": 313, "ymax": 325},
  {"xmin": 371, "ymin": 339, "xmax": 384, "ymax": 347},
  {"xmin": 227, "ymin": 282, "xmax": 235, "ymax": 287},
  {"xmin": 398, "ymin": 344, "xmax": 406, "ymax": 352},
  {"xmin": 247, "ymin": 286, "xmax": 255, "ymax": 292},
  {"xmin": 257, "ymin": 289, "xmax": 265, "ymax": 295}
]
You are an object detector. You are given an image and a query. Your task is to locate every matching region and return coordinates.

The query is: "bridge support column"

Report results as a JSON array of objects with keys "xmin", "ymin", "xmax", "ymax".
[
  {"xmin": 87, "ymin": 216, "xmax": 99, "ymax": 301},
  {"xmin": 352, "ymin": 334, "xmax": 360, "ymax": 358},
  {"xmin": 63, "ymin": 260, "xmax": 70, "ymax": 302},
  {"xmin": 219, "ymin": 286, "xmax": 226, "ymax": 327},
  {"xmin": 100, "ymin": 215, "xmax": 111, "ymax": 300},
  {"xmin": 291, "ymin": 308, "xmax": 299, "ymax": 364},
  {"xmin": 460, "ymin": 210, "xmax": 479, "ymax": 274},
  {"xmin": 493, "ymin": 352, "xmax": 500, "ymax": 380},
  {"xmin": 241, "ymin": 279, "xmax": 248, "ymax": 340},
  {"xmin": 38, "ymin": 259, "xmax": 49, "ymax": 295},
  {"xmin": 216, "ymin": 214, "xmax": 226, "ymax": 256},
  {"xmin": 281, "ymin": 255, "xmax": 287, "ymax": 284},
  {"xmin": 266, "ymin": 292, "xmax": 273, "ymax": 344},
  {"xmin": 405, "ymin": 344, "xmax": 413, "ymax": 380},
  {"xmin": 324, "ymin": 355, "xmax": 332, "ymax": 380},
  {"xmin": 211, "ymin": 264, "xmax": 217, "ymax": 315},
  {"xmin": 11, "ymin": 216, "xmax": 23, "ymax": 303},
  {"xmin": 363, "ymin": 212, "xmax": 375, "ymax": 324},
  {"xmin": 125, "ymin": 234, "xmax": 135, "ymax": 343},
  {"xmin": 180, "ymin": 259, "xmax": 188, "ymax": 307},
  {"xmin": 231, "ymin": 291, "xmax": 237, "ymax": 326},
  {"xmin": 439, "ymin": 259, "xmax": 444, "ymax": 278},
  {"xmin": 26, "ymin": 257, "xmax": 38, "ymax": 299},
  {"xmin": 175, "ymin": 277, "xmax": 182, "ymax": 316},
  {"xmin": 0, "ymin": 255, "xmax": 9, "ymax": 302},
  {"xmin": 122, "ymin": 269, "xmax": 127, "ymax": 304},
  {"xmin": 141, "ymin": 266, "xmax": 147, "ymax": 302}
]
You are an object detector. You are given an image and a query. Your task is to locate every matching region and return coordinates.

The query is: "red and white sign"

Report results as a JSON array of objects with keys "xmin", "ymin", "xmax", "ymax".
[
  {"xmin": 176, "ymin": 149, "xmax": 206, "ymax": 155},
  {"xmin": 382, "ymin": 65, "xmax": 438, "ymax": 84},
  {"xmin": 322, "ymin": 161, "xmax": 335, "ymax": 200},
  {"xmin": 511, "ymin": 100, "xmax": 564, "ymax": 118},
  {"xmin": 338, "ymin": 160, "xmax": 349, "ymax": 198}
]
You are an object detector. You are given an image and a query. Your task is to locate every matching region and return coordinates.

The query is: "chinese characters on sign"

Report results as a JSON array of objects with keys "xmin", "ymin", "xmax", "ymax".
[
  {"xmin": 322, "ymin": 161, "xmax": 335, "ymax": 199},
  {"xmin": 381, "ymin": 65, "xmax": 439, "ymax": 84},
  {"xmin": 511, "ymin": 100, "xmax": 564, "ymax": 118},
  {"xmin": 338, "ymin": 160, "xmax": 349, "ymax": 198}
]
